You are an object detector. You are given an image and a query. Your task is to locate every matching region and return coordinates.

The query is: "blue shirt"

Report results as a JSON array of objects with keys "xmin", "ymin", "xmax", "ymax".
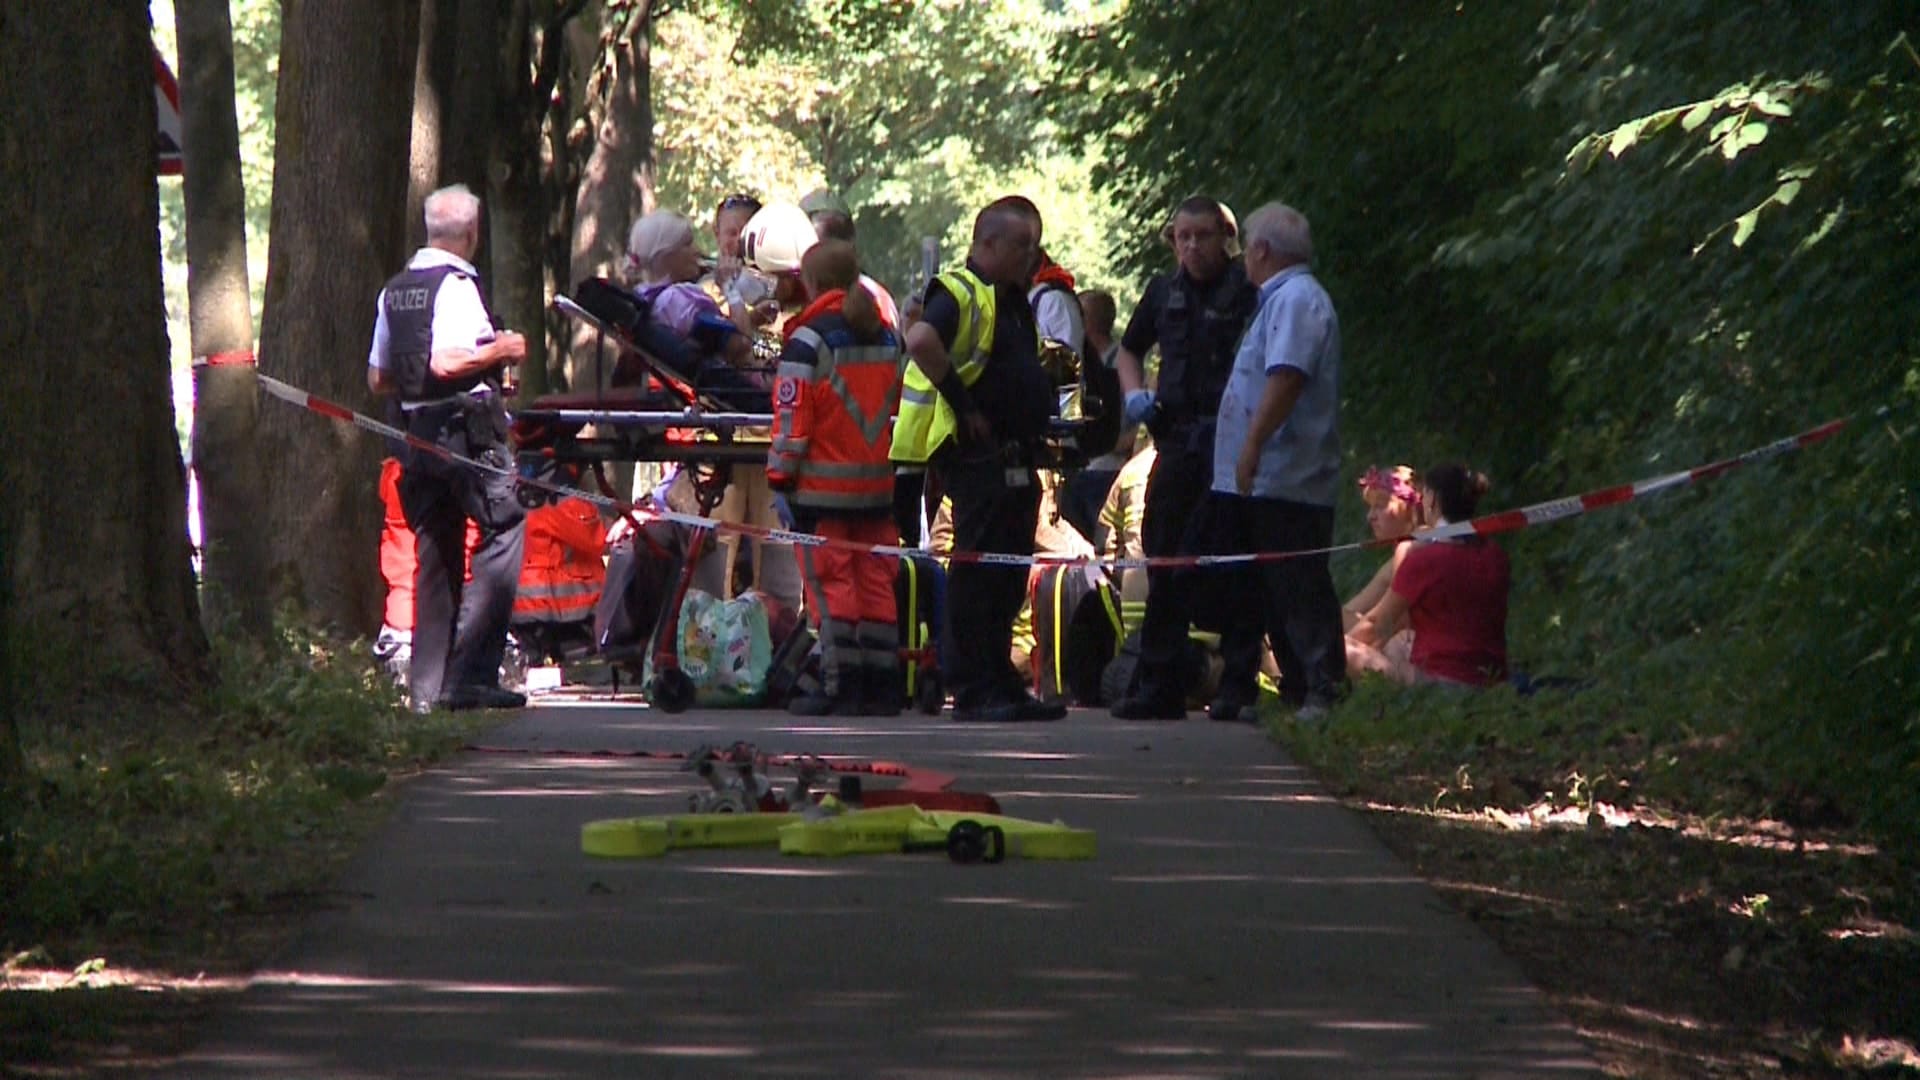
[{"xmin": 1211, "ymin": 265, "xmax": 1341, "ymax": 505}]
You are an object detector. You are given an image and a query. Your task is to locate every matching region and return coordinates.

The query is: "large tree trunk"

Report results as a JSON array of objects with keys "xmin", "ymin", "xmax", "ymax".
[
  {"xmin": 409, "ymin": 0, "xmax": 505, "ymax": 259},
  {"xmin": 0, "ymin": 3, "xmax": 209, "ymax": 724},
  {"xmin": 491, "ymin": 0, "xmax": 588, "ymax": 397},
  {"xmin": 256, "ymin": 0, "xmax": 422, "ymax": 634},
  {"xmin": 567, "ymin": 0, "xmax": 655, "ymax": 392},
  {"xmin": 178, "ymin": 0, "xmax": 273, "ymax": 642},
  {"xmin": 405, "ymin": 0, "xmax": 448, "ymax": 254}
]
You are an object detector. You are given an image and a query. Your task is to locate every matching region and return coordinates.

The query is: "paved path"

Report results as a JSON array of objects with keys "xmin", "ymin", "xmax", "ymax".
[{"xmin": 164, "ymin": 700, "xmax": 1596, "ymax": 1079}]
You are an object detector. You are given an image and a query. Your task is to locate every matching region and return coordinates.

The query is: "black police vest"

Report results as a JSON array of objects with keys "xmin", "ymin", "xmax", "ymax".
[
  {"xmin": 1154, "ymin": 261, "xmax": 1258, "ymax": 423},
  {"xmin": 382, "ymin": 264, "xmax": 490, "ymax": 403},
  {"xmin": 970, "ymin": 279, "xmax": 1054, "ymax": 444}
]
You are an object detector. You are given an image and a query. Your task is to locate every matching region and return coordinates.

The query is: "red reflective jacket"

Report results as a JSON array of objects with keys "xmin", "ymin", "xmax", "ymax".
[
  {"xmin": 767, "ymin": 290, "xmax": 903, "ymax": 514},
  {"xmin": 513, "ymin": 498, "xmax": 606, "ymax": 624}
]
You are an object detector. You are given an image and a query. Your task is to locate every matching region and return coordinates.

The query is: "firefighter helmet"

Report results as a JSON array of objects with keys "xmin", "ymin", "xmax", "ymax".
[{"xmin": 740, "ymin": 202, "xmax": 817, "ymax": 275}]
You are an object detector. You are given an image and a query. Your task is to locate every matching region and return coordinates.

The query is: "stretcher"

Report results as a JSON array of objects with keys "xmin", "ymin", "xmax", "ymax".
[
  {"xmin": 514, "ymin": 284, "xmax": 1117, "ymax": 483},
  {"xmin": 510, "ymin": 283, "xmax": 1121, "ymax": 713},
  {"xmin": 510, "ymin": 284, "xmax": 778, "ymax": 711}
]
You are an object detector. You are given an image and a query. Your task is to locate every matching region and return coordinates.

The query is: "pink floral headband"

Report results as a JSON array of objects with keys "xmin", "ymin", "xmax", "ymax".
[{"xmin": 1359, "ymin": 466, "xmax": 1422, "ymax": 507}]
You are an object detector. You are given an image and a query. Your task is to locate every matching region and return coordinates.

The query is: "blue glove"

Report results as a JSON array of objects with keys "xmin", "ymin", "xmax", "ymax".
[
  {"xmin": 771, "ymin": 492, "xmax": 797, "ymax": 531},
  {"xmin": 1123, "ymin": 389, "xmax": 1157, "ymax": 427}
]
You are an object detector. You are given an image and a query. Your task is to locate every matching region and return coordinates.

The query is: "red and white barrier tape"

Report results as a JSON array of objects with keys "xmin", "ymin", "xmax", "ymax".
[
  {"xmin": 257, "ymin": 374, "xmax": 1848, "ymax": 571},
  {"xmin": 192, "ymin": 348, "xmax": 256, "ymax": 368}
]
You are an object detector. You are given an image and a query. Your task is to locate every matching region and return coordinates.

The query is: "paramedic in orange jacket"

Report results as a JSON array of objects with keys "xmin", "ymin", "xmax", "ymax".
[
  {"xmin": 378, "ymin": 457, "xmax": 479, "ymax": 683},
  {"xmin": 512, "ymin": 492, "xmax": 607, "ymax": 628},
  {"xmin": 768, "ymin": 239, "xmax": 904, "ymax": 717}
]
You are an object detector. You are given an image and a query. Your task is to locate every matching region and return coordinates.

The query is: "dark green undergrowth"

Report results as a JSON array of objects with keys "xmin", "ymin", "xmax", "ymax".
[
  {"xmin": 2, "ymin": 621, "xmax": 489, "ymax": 969},
  {"xmin": 1274, "ymin": 676, "xmax": 1920, "ymax": 1076},
  {"xmin": 1295, "ymin": 637, "xmax": 1917, "ymax": 855}
]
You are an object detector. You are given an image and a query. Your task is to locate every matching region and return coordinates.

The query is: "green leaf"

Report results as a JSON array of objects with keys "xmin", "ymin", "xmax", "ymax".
[
  {"xmin": 1679, "ymin": 101, "xmax": 1716, "ymax": 132},
  {"xmin": 1607, "ymin": 124, "xmax": 1639, "ymax": 158},
  {"xmin": 1731, "ymin": 207, "xmax": 1762, "ymax": 247}
]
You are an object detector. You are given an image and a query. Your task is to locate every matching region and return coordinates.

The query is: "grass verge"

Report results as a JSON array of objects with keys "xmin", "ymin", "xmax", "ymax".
[
  {"xmin": 1273, "ymin": 676, "xmax": 1920, "ymax": 1078},
  {"xmin": 1, "ymin": 624, "xmax": 494, "ymax": 1077}
]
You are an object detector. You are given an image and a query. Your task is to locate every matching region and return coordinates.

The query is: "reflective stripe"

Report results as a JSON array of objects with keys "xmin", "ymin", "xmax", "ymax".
[
  {"xmin": 798, "ymin": 549, "xmax": 855, "ymax": 693},
  {"xmin": 891, "ymin": 267, "xmax": 999, "ymax": 464},
  {"xmin": 772, "ymin": 436, "xmax": 809, "ymax": 454},
  {"xmin": 825, "ymin": 366, "xmax": 894, "ymax": 445},
  {"xmin": 518, "ymin": 581, "xmax": 599, "ymax": 600},
  {"xmin": 798, "ymin": 460, "xmax": 893, "ymax": 480},
  {"xmin": 777, "ymin": 360, "xmax": 816, "ymax": 381},
  {"xmin": 792, "ymin": 489, "xmax": 893, "ymax": 510}
]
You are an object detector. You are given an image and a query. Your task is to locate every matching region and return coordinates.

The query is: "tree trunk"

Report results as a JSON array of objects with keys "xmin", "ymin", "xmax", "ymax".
[
  {"xmin": 0, "ymin": 2, "xmax": 209, "ymax": 720},
  {"xmin": 178, "ymin": 0, "xmax": 273, "ymax": 642},
  {"xmin": 491, "ymin": 0, "xmax": 588, "ymax": 397},
  {"xmin": 405, "ymin": 0, "xmax": 447, "ymax": 254},
  {"xmin": 256, "ymin": 0, "xmax": 422, "ymax": 635},
  {"xmin": 567, "ymin": 0, "xmax": 655, "ymax": 392},
  {"xmin": 410, "ymin": 0, "xmax": 505, "ymax": 263}
]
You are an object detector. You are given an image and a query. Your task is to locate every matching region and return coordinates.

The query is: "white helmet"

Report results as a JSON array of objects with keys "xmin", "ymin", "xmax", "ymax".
[{"xmin": 740, "ymin": 203, "xmax": 817, "ymax": 275}]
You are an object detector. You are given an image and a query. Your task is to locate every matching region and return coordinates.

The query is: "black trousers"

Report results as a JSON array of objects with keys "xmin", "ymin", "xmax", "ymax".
[
  {"xmin": 938, "ymin": 458, "xmax": 1040, "ymax": 709},
  {"xmin": 1132, "ymin": 434, "xmax": 1263, "ymax": 704},
  {"xmin": 399, "ymin": 404, "xmax": 527, "ymax": 706},
  {"xmin": 1207, "ymin": 492, "xmax": 1347, "ymax": 706}
]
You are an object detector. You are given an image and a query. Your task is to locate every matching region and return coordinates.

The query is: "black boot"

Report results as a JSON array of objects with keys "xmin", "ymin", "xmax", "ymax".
[
  {"xmin": 863, "ymin": 664, "xmax": 903, "ymax": 718},
  {"xmin": 830, "ymin": 668, "xmax": 868, "ymax": 717},
  {"xmin": 787, "ymin": 670, "xmax": 843, "ymax": 716}
]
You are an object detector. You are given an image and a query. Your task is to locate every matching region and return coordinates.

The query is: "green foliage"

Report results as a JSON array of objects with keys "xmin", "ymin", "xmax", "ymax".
[
  {"xmin": 659, "ymin": 0, "xmax": 1134, "ymax": 299},
  {"xmin": 2, "ymin": 620, "xmax": 483, "ymax": 957},
  {"xmin": 1081, "ymin": 1, "xmax": 1920, "ymax": 837}
]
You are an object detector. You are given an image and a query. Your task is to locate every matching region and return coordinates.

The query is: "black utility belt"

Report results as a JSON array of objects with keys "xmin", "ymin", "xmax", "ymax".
[{"xmin": 406, "ymin": 394, "xmax": 507, "ymax": 444}]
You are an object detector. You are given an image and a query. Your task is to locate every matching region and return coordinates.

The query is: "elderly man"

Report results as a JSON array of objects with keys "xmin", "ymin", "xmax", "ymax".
[
  {"xmin": 367, "ymin": 184, "xmax": 528, "ymax": 712},
  {"xmin": 1210, "ymin": 202, "xmax": 1347, "ymax": 718}
]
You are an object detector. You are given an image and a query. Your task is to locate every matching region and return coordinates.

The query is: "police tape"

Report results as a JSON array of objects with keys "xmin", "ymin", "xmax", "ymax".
[{"xmin": 256, "ymin": 373, "xmax": 1849, "ymax": 572}]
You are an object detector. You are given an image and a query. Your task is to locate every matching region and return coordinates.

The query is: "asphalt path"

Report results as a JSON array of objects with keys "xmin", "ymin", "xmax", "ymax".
[{"xmin": 161, "ymin": 697, "xmax": 1597, "ymax": 1079}]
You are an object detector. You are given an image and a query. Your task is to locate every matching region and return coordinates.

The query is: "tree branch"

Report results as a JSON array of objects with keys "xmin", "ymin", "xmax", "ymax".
[{"xmin": 532, "ymin": 0, "xmax": 589, "ymax": 108}]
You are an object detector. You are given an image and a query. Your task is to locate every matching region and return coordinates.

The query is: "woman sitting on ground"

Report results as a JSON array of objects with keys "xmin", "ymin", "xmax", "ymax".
[
  {"xmin": 1343, "ymin": 465, "xmax": 1429, "ymax": 680},
  {"xmin": 1349, "ymin": 464, "xmax": 1509, "ymax": 687}
]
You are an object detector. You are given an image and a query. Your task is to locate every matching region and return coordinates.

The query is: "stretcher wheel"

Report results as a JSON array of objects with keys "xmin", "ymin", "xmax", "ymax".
[
  {"xmin": 914, "ymin": 672, "xmax": 944, "ymax": 716},
  {"xmin": 650, "ymin": 668, "xmax": 696, "ymax": 713},
  {"xmin": 946, "ymin": 821, "xmax": 1006, "ymax": 865}
]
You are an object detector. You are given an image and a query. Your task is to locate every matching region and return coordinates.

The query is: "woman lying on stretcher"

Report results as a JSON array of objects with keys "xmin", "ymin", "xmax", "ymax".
[{"xmin": 625, "ymin": 210, "xmax": 766, "ymax": 385}]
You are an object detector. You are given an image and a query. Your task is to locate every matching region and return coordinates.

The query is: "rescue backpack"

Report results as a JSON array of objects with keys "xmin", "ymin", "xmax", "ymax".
[{"xmin": 1029, "ymin": 564, "xmax": 1124, "ymax": 706}]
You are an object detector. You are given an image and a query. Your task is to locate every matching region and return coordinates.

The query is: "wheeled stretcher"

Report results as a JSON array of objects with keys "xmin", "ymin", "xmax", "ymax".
[{"xmin": 511, "ymin": 280, "xmax": 1121, "ymax": 712}]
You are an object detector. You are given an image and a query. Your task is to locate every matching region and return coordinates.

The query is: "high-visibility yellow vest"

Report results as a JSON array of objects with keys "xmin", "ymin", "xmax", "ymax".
[{"xmin": 891, "ymin": 268, "xmax": 998, "ymax": 465}]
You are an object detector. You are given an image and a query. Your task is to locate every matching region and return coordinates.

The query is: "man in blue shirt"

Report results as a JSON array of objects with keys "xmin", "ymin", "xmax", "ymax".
[{"xmin": 1207, "ymin": 202, "xmax": 1347, "ymax": 716}]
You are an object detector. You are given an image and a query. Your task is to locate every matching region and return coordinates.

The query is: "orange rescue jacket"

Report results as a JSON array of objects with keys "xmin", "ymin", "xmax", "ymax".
[
  {"xmin": 512, "ymin": 498, "xmax": 606, "ymax": 624},
  {"xmin": 767, "ymin": 290, "xmax": 902, "ymax": 514}
]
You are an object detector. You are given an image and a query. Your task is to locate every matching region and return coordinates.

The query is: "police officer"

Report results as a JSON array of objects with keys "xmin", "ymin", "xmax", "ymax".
[
  {"xmin": 894, "ymin": 197, "xmax": 1067, "ymax": 723},
  {"xmin": 367, "ymin": 184, "xmax": 528, "ymax": 713},
  {"xmin": 1109, "ymin": 196, "xmax": 1265, "ymax": 722}
]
